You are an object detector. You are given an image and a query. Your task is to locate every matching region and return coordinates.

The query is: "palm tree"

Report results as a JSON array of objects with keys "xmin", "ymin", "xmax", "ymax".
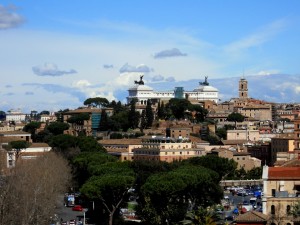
[{"xmin": 182, "ymin": 206, "xmax": 220, "ymax": 225}]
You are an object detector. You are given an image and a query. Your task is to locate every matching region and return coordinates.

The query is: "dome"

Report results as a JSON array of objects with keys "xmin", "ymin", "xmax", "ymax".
[
  {"xmin": 128, "ymin": 84, "xmax": 153, "ymax": 91},
  {"xmin": 193, "ymin": 85, "xmax": 218, "ymax": 92}
]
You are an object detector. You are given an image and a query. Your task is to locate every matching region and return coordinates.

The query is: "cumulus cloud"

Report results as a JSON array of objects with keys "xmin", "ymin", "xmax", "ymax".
[
  {"xmin": 150, "ymin": 75, "xmax": 164, "ymax": 82},
  {"xmin": 119, "ymin": 63, "xmax": 153, "ymax": 73},
  {"xmin": 25, "ymin": 91, "xmax": 34, "ymax": 95},
  {"xmin": 294, "ymin": 86, "xmax": 300, "ymax": 94},
  {"xmin": 103, "ymin": 64, "xmax": 114, "ymax": 69},
  {"xmin": 153, "ymin": 48, "xmax": 187, "ymax": 59},
  {"xmin": 32, "ymin": 63, "xmax": 77, "ymax": 76},
  {"xmin": 5, "ymin": 84, "xmax": 12, "ymax": 88},
  {"xmin": 256, "ymin": 70, "xmax": 280, "ymax": 76},
  {"xmin": 72, "ymin": 80, "xmax": 91, "ymax": 88},
  {"xmin": 165, "ymin": 76, "xmax": 176, "ymax": 82},
  {"xmin": 0, "ymin": 4, "xmax": 24, "ymax": 29}
]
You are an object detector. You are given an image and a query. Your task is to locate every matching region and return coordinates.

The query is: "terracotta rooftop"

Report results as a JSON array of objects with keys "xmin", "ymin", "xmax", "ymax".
[
  {"xmin": 99, "ymin": 138, "xmax": 142, "ymax": 145},
  {"xmin": 0, "ymin": 131, "xmax": 30, "ymax": 135},
  {"xmin": 29, "ymin": 143, "xmax": 50, "ymax": 148},
  {"xmin": 279, "ymin": 159, "xmax": 300, "ymax": 167},
  {"xmin": 189, "ymin": 136, "xmax": 209, "ymax": 143},
  {"xmin": 268, "ymin": 167, "xmax": 300, "ymax": 180},
  {"xmin": 222, "ymin": 140, "xmax": 248, "ymax": 145},
  {"xmin": 235, "ymin": 210, "xmax": 268, "ymax": 222}
]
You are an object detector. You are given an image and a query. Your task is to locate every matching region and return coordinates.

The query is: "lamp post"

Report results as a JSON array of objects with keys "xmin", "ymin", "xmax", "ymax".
[{"xmin": 83, "ymin": 208, "xmax": 88, "ymax": 225}]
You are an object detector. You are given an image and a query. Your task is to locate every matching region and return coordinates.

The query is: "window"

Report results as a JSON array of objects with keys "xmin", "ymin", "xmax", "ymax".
[
  {"xmin": 272, "ymin": 189, "xmax": 276, "ymax": 197},
  {"xmin": 287, "ymin": 205, "xmax": 291, "ymax": 214},
  {"xmin": 271, "ymin": 205, "xmax": 275, "ymax": 215}
]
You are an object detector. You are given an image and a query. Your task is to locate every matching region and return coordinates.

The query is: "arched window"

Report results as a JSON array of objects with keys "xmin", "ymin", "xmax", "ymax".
[
  {"xmin": 287, "ymin": 205, "xmax": 291, "ymax": 214},
  {"xmin": 271, "ymin": 205, "xmax": 275, "ymax": 215}
]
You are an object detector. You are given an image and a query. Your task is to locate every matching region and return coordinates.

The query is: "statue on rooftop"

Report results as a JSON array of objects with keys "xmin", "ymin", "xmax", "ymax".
[
  {"xmin": 199, "ymin": 76, "xmax": 209, "ymax": 86},
  {"xmin": 134, "ymin": 75, "xmax": 144, "ymax": 85}
]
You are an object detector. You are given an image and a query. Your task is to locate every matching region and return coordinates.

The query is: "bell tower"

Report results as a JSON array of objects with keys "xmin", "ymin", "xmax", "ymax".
[{"xmin": 239, "ymin": 77, "xmax": 248, "ymax": 99}]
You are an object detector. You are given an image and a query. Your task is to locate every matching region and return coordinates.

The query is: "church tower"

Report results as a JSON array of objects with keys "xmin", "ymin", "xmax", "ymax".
[{"xmin": 239, "ymin": 77, "xmax": 248, "ymax": 99}]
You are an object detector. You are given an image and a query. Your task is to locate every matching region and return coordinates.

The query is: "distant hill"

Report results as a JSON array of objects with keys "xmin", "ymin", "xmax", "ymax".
[{"xmin": 115, "ymin": 74, "xmax": 300, "ymax": 104}]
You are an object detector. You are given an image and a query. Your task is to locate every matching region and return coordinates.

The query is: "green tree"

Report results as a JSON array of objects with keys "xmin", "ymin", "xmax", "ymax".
[
  {"xmin": 215, "ymin": 127, "xmax": 227, "ymax": 140},
  {"xmin": 245, "ymin": 166, "xmax": 262, "ymax": 179},
  {"xmin": 166, "ymin": 98, "xmax": 191, "ymax": 120},
  {"xmin": 140, "ymin": 110, "xmax": 147, "ymax": 132},
  {"xmin": 185, "ymin": 155, "xmax": 238, "ymax": 181},
  {"xmin": 23, "ymin": 121, "xmax": 41, "ymax": 142},
  {"xmin": 128, "ymin": 99, "xmax": 140, "ymax": 129},
  {"xmin": 76, "ymin": 136, "xmax": 106, "ymax": 153},
  {"xmin": 46, "ymin": 121, "xmax": 70, "ymax": 135},
  {"xmin": 4, "ymin": 140, "xmax": 31, "ymax": 162},
  {"xmin": 48, "ymin": 134, "xmax": 78, "ymax": 159},
  {"xmin": 157, "ymin": 101, "xmax": 166, "ymax": 119},
  {"xmin": 80, "ymin": 162, "xmax": 135, "ymax": 225},
  {"xmin": 84, "ymin": 97, "xmax": 109, "ymax": 108},
  {"xmin": 110, "ymin": 110, "xmax": 130, "ymax": 131},
  {"xmin": 290, "ymin": 201, "xmax": 300, "ymax": 218},
  {"xmin": 189, "ymin": 105, "xmax": 208, "ymax": 123},
  {"xmin": 99, "ymin": 109, "xmax": 110, "ymax": 131},
  {"xmin": 0, "ymin": 110, "xmax": 6, "ymax": 120},
  {"xmin": 72, "ymin": 152, "xmax": 117, "ymax": 187},
  {"xmin": 182, "ymin": 206, "xmax": 219, "ymax": 225},
  {"xmin": 227, "ymin": 112, "xmax": 245, "ymax": 128},
  {"xmin": 139, "ymin": 165, "xmax": 223, "ymax": 224},
  {"xmin": 146, "ymin": 99, "xmax": 154, "ymax": 128},
  {"xmin": 55, "ymin": 109, "xmax": 69, "ymax": 122}
]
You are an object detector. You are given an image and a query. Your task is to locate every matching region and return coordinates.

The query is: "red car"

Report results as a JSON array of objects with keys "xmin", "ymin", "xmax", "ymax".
[{"xmin": 72, "ymin": 205, "xmax": 83, "ymax": 211}]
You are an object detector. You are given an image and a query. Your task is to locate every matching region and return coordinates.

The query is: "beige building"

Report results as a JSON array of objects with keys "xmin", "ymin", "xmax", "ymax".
[
  {"xmin": 0, "ymin": 131, "xmax": 32, "ymax": 145},
  {"xmin": 99, "ymin": 138, "xmax": 142, "ymax": 161},
  {"xmin": 209, "ymin": 148, "xmax": 261, "ymax": 171},
  {"xmin": 262, "ymin": 166, "xmax": 300, "ymax": 225},
  {"xmin": 132, "ymin": 136, "xmax": 204, "ymax": 162},
  {"xmin": 227, "ymin": 129, "xmax": 260, "ymax": 142},
  {"xmin": 271, "ymin": 137, "xmax": 295, "ymax": 166}
]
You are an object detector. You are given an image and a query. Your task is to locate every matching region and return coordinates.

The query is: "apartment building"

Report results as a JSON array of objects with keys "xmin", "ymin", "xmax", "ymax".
[
  {"xmin": 262, "ymin": 166, "xmax": 300, "ymax": 225},
  {"xmin": 132, "ymin": 136, "xmax": 204, "ymax": 162},
  {"xmin": 99, "ymin": 138, "xmax": 142, "ymax": 161}
]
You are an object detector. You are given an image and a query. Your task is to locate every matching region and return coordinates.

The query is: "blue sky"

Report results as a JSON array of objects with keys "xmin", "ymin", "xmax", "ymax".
[{"xmin": 1, "ymin": 0, "xmax": 300, "ymax": 112}]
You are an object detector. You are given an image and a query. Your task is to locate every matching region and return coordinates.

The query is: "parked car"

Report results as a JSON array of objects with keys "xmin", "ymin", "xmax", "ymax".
[
  {"xmin": 69, "ymin": 219, "xmax": 76, "ymax": 225},
  {"xmin": 72, "ymin": 205, "xmax": 83, "ymax": 211}
]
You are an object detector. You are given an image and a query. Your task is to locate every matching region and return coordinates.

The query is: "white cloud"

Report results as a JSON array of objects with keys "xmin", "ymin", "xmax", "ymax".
[
  {"xmin": 0, "ymin": 4, "xmax": 24, "ymax": 29},
  {"xmin": 256, "ymin": 70, "xmax": 280, "ymax": 76},
  {"xmin": 294, "ymin": 86, "xmax": 300, "ymax": 94},
  {"xmin": 153, "ymin": 48, "xmax": 187, "ymax": 59},
  {"xmin": 119, "ymin": 63, "xmax": 153, "ymax": 73},
  {"xmin": 32, "ymin": 63, "xmax": 77, "ymax": 76},
  {"xmin": 150, "ymin": 75, "xmax": 164, "ymax": 82}
]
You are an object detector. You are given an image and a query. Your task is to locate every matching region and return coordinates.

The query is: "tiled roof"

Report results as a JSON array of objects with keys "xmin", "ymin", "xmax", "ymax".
[
  {"xmin": 189, "ymin": 136, "xmax": 208, "ymax": 143},
  {"xmin": 268, "ymin": 167, "xmax": 300, "ymax": 179},
  {"xmin": 235, "ymin": 211, "xmax": 268, "ymax": 222},
  {"xmin": 29, "ymin": 143, "xmax": 50, "ymax": 148},
  {"xmin": 0, "ymin": 131, "xmax": 30, "ymax": 135},
  {"xmin": 280, "ymin": 159, "xmax": 300, "ymax": 167},
  {"xmin": 222, "ymin": 140, "xmax": 248, "ymax": 145},
  {"xmin": 99, "ymin": 138, "xmax": 142, "ymax": 145}
]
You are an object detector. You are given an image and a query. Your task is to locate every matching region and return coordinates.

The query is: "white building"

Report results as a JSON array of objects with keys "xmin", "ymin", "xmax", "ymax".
[
  {"xmin": 6, "ymin": 109, "xmax": 26, "ymax": 123},
  {"xmin": 127, "ymin": 76, "xmax": 219, "ymax": 105}
]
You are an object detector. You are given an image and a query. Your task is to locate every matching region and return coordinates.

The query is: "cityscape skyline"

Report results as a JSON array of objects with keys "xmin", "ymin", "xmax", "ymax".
[{"xmin": 1, "ymin": 1, "xmax": 300, "ymax": 112}]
